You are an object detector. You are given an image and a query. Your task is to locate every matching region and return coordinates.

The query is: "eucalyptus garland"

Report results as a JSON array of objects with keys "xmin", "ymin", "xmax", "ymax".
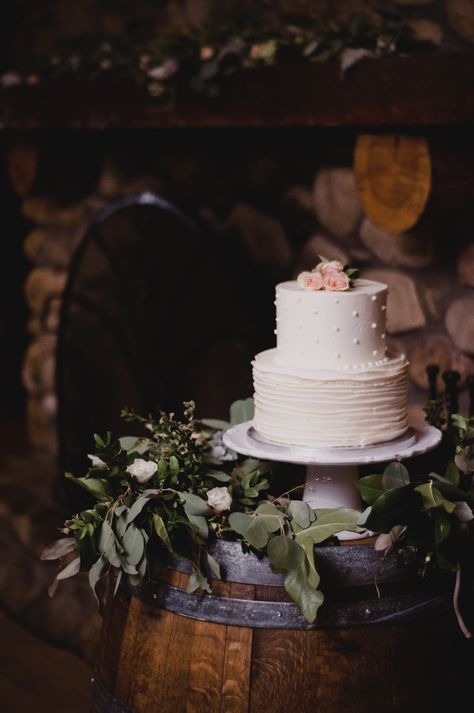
[
  {"xmin": 42, "ymin": 401, "xmax": 474, "ymax": 629},
  {"xmin": 2, "ymin": 13, "xmax": 437, "ymax": 99}
]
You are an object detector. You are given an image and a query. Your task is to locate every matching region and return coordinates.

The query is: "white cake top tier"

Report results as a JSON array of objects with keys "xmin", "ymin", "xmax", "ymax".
[{"xmin": 274, "ymin": 278, "xmax": 388, "ymax": 371}]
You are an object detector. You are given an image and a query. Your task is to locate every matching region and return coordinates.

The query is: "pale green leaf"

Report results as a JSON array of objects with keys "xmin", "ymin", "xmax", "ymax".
[
  {"xmin": 230, "ymin": 398, "xmax": 255, "ymax": 426},
  {"xmin": 180, "ymin": 493, "xmax": 211, "ymax": 517},
  {"xmin": 267, "ymin": 535, "xmax": 304, "ymax": 571},
  {"xmin": 288, "ymin": 501, "xmax": 313, "ymax": 529},
  {"xmin": 382, "ymin": 462, "xmax": 410, "ymax": 490},
  {"xmin": 206, "ymin": 552, "xmax": 221, "ymax": 579},
  {"xmin": 57, "ymin": 556, "xmax": 81, "ymax": 580},
  {"xmin": 65, "ymin": 473, "xmax": 111, "ymax": 502},
  {"xmin": 295, "ymin": 508, "xmax": 362, "ymax": 545},
  {"xmin": 244, "ymin": 519, "xmax": 269, "ymax": 549},
  {"xmin": 41, "ymin": 538, "xmax": 77, "ymax": 561},
  {"xmin": 153, "ymin": 514, "xmax": 172, "ymax": 550},
  {"xmin": 284, "ymin": 564, "xmax": 324, "ymax": 623},
  {"xmin": 121, "ymin": 524, "xmax": 145, "ymax": 565},
  {"xmin": 187, "ymin": 570, "xmax": 212, "ymax": 594},
  {"xmin": 228, "ymin": 511, "xmax": 253, "ymax": 535}
]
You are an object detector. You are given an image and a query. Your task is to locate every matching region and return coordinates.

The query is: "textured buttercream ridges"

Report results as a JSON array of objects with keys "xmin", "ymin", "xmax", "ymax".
[{"xmin": 252, "ymin": 349, "xmax": 409, "ymax": 448}]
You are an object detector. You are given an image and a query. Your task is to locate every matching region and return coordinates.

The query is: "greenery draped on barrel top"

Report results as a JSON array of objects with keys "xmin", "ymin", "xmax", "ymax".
[{"xmin": 42, "ymin": 400, "xmax": 474, "ymax": 629}]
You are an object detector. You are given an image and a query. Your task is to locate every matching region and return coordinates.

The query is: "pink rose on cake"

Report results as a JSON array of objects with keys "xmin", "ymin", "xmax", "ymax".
[
  {"xmin": 297, "ymin": 270, "xmax": 324, "ymax": 291},
  {"xmin": 297, "ymin": 258, "xmax": 354, "ymax": 292},
  {"xmin": 323, "ymin": 271, "xmax": 350, "ymax": 291},
  {"xmin": 318, "ymin": 259, "xmax": 344, "ymax": 276}
]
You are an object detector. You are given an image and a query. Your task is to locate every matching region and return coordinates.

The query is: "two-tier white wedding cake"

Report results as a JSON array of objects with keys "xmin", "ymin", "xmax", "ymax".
[{"xmin": 252, "ymin": 262, "xmax": 409, "ymax": 448}]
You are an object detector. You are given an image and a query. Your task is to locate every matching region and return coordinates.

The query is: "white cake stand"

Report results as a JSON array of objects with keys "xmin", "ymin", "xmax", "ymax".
[{"xmin": 223, "ymin": 419, "xmax": 442, "ymax": 541}]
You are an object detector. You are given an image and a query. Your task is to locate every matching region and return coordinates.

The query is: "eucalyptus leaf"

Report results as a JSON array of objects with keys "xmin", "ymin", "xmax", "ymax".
[
  {"xmin": 228, "ymin": 511, "xmax": 253, "ymax": 535},
  {"xmin": 187, "ymin": 513, "xmax": 209, "ymax": 540},
  {"xmin": 288, "ymin": 501, "xmax": 313, "ymax": 529},
  {"xmin": 295, "ymin": 508, "xmax": 362, "ymax": 545},
  {"xmin": 41, "ymin": 538, "xmax": 77, "ymax": 561},
  {"xmin": 230, "ymin": 398, "xmax": 255, "ymax": 426},
  {"xmin": 356, "ymin": 474, "xmax": 383, "ymax": 505},
  {"xmin": 284, "ymin": 564, "xmax": 324, "ymax": 623},
  {"xmin": 267, "ymin": 535, "xmax": 304, "ymax": 571},
  {"xmin": 65, "ymin": 473, "xmax": 111, "ymax": 502},
  {"xmin": 98, "ymin": 521, "xmax": 121, "ymax": 567},
  {"xmin": 121, "ymin": 524, "xmax": 145, "ymax": 565},
  {"xmin": 244, "ymin": 519, "xmax": 269, "ymax": 549},
  {"xmin": 180, "ymin": 493, "xmax": 211, "ymax": 517},
  {"xmin": 206, "ymin": 552, "xmax": 221, "ymax": 579},
  {"xmin": 200, "ymin": 418, "xmax": 231, "ymax": 430},
  {"xmin": 207, "ymin": 471, "xmax": 231, "ymax": 483},
  {"xmin": 88, "ymin": 556, "xmax": 107, "ymax": 603},
  {"xmin": 57, "ymin": 556, "xmax": 81, "ymax": 580},
  {"xmin": 240, "ymin": 458, "xmax": 261, "ymax": 476},
  {"xmin": 125, "ymin": 490, "xmax": 160, "ymax": 525},
  {"xmin": 119, "ymin": 436, "xmax": 150, "ymax": 454},
  {"xmin": 153, "ymin": 514, "xmax": 172, "ymax": 550},
  {"xmin": 299, "ymin": 537, "xmax": 320, "ymax": 589},
  {"xmin": 187, "ymin": 570, "xmax": 212, "ymax": 594},
  {"xmin": 255, "ymin": 503, "xmax": 284, "ymax": 533},
  {"xmin": 113, "ymin": 569, "xmax": 123, "ymax": 597},
  {"xmin": 382, "ymin": 462, "xmax": 410, "ymax": 490}
]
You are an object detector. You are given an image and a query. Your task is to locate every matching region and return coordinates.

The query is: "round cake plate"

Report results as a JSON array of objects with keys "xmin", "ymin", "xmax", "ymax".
[{"xmin": 223, "ymin": 420, "xmax": 442, "ymax": 541}]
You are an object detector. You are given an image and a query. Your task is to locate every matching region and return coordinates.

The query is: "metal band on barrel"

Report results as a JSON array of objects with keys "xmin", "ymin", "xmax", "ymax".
[{"xmin": 133, "ymin": 581, "xmax": 449, "ymax": 629}]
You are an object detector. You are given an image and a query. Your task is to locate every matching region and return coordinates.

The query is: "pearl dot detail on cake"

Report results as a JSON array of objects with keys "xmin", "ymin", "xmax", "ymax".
[
  {"xmin": 371, "ymin": 323, "xmax": 377, "ymax": 329},
  {"xmin": 373, "ymin": 350, "xmax": 378, "ymax": 356},
  {"xmin": 382, "ymin": 305, "xmax": 386, "ymax": 311},
  {"xmin": 334, "ymin": 298, "xmax": 340, "ymax": 304},
  {"xmin": 371, "ymin": 295, "xmax": 377, "ymax": 301},
  {"xmin": 334, "ymin": 326, "xmax": 340, "ymax": 332},
  {"xmin": 353, "ymin": 338, "xmax": 360, "ymax": 344},
  {"xmin": 353, "ymin": 311, "xmax": 359, "ymax": 317}
]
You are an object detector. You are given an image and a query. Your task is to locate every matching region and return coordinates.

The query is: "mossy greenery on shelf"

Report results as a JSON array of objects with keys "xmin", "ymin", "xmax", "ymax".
[
  {"xmin": 43, "ymin": 401, "xmax": 474, "ymax": 626},
  {"xmin": 2, "ymin": 13, "xmax": 438, "ymax": 98}
]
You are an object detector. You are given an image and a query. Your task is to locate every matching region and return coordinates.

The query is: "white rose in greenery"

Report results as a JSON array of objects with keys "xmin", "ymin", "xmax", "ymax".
[
  {"xmin": 88, "ymin": 454, "xmax": 107, "ymax": 468},
  {"xmin": 206, "ymin": 487, "xmax": 232, "ymax": 514},
  {"xmin": 126, "ymin": 458, "xmax": 158, "ymax": 483}
]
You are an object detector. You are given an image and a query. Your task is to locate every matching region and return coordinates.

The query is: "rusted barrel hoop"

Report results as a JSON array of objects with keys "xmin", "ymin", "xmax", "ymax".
[{"xmin": 133, "ymin": 582, "xmax": 449, "ymax": 629}]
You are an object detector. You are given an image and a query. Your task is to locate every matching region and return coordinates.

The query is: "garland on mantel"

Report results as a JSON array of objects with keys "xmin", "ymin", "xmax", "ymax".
[
  {"xmin": 42, "ymin": 398, "xmax": 474, "ymax": 632},
  {"xmin": 1, "ymin": 14, "xmax": 437, "ymax": 99}
]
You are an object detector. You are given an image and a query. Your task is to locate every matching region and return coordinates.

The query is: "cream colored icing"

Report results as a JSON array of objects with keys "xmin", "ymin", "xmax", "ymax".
[
  {"xmin": 275, "ymin": 279, "xmax": 388, "ymax": 371},
  {"xmin": 252, "ymin": 278, "xmax": 409, "ymax": 448}
]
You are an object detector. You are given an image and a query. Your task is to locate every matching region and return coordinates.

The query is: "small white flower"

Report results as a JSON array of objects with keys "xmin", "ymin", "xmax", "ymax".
[
  {"xmin": 126, "ymin": 458, "xmax": 158, "ymax": 483},
  {"xmin": 206, "ymin": 486, "xmax": 232, "ymax": 514},
  {"xmin": 88, "ymin": 454, "xmax": 107, "ymax": 468}
]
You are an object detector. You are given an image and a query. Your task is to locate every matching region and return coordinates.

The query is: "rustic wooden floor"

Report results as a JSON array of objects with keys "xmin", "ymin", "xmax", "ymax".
[{"xmin": 0, "ymin": 609, "xmax": 93, "ymax": 713}]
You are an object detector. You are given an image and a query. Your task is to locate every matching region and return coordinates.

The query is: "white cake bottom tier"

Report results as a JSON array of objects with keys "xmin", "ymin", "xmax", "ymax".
[{"xmin": 252, "ymin": 349, "xmax": 409, "ymax": 448}]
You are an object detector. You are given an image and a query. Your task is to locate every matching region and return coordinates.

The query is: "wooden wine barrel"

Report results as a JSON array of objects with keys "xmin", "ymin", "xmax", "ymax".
[{"xmin": 93, "ymin": 539, "xmax": 466, "ymax": 713}]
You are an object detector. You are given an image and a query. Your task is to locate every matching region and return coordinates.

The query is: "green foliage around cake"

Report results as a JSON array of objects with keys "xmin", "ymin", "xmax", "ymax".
[{"xmin": 42, "ymin": 401, "xmax": 474, "ymax": 626}]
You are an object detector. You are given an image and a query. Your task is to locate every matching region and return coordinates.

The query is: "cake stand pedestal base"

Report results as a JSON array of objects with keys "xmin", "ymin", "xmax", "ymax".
[
  {"xmin": 223, "ymin": 421, "xmax": 442, "ymax": 542},
  {"xmin": 303, "ymin": 465, "xmax": 365, "ymax": 540}
]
